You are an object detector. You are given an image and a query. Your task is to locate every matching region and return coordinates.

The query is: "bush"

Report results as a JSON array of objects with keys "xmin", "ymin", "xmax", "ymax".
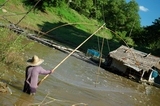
[
  {"xmin": 114, "ymin": 31, "xmax": 134, "ymax": 46},
  {"xmin": 0, "ymin": 28, "xmax": 32, "ymax": 71}
]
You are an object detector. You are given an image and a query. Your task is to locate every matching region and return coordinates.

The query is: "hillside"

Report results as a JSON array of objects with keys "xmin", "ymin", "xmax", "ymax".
[{"xmin": 0, "ymin": 0, "xmax": 120, "ymax": 56}]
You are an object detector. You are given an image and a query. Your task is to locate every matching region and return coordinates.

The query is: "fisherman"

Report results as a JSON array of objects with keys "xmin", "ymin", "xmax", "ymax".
[{"xmin": 23, "ymin": 55, "xmax": 52, "ymax": 95}]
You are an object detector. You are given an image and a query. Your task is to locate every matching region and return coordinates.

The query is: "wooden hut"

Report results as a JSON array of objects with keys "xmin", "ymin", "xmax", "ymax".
[{"xmin": 106, "ymin": 45, "xmax": 160, "ymax": 85}]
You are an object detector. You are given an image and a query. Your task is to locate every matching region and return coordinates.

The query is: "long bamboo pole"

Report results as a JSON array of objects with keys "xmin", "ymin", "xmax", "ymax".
[{"xmin": 37, "ymin": 23, "xmax": 105, "ymax": 86}]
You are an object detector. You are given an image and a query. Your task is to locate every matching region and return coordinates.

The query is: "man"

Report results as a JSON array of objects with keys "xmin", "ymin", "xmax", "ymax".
[{"xmin": 23, "ymin": 55, "xmax": 52, "ymax": 95}]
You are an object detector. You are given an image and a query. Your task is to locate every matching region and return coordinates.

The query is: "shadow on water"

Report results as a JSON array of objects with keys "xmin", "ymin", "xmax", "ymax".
[
  {"xmin": 1, "ymin": 22, "xmax": 160, "ymax": 105},
  {"xmin": 14, "ymin": 93, "xmax": 35, "ymax": 106},
  {"xmin": 1, "ymin": 41, "xmax": 160, "ymax": 106}
]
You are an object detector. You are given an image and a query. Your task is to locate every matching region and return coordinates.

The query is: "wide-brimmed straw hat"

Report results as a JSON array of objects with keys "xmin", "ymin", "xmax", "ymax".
[{"xmin": 27, "ymin": 55, "xmax": 44, "ymax": 66}]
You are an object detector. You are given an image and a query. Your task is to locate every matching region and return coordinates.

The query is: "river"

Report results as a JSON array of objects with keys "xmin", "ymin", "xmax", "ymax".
[{"xmin": 0, "ymin": 40, "xmax": 160, "ymax": 106}]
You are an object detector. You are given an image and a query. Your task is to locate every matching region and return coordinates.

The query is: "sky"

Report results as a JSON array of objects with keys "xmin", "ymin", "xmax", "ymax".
[{"xmin": 126, "ymin": 0, "xmax": 160, "ymax": 26}]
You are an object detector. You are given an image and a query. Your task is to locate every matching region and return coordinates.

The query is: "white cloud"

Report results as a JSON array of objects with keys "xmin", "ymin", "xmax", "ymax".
[{"xmin": 139, "ymin": 6, "xmax": 149, "ymax": 12}]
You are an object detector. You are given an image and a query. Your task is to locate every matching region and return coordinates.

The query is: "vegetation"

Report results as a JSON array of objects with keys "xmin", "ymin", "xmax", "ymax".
[
  {"xmin": 0, "ymin": 1, "xmax": 159, "ymax": 102},
  {"xmin": 0, "ymin": 0, "xmax": 159, "ymax": 96},
  {"xmin": 19, "ymin": 0, "xmax": 160, "ymax": 56},
  {"xmin": 0, "ymin": 27, "xmax": 33, "ymax": 82}
]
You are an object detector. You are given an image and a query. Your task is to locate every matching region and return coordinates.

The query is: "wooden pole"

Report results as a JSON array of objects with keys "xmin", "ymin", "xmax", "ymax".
[
  {"xmin": 95, "ymin": 38, "xmax": 105, "ymax": 87},
  {"xmin": 37, "ymin": 23, "xmax": 105, "ymax": 86}
]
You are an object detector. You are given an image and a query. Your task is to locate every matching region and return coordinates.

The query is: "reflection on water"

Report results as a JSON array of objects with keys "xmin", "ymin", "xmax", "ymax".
[
  {"xmin": 1, "ymin": 41, "xmax": 160, "ymax": 106},
  {"xmin": 14, "ymin": 93, "xmax": 34, "ymax": 106}
]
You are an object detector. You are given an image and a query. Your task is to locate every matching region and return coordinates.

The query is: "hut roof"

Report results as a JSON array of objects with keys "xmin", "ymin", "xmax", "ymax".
[{"xmin": 109, "ymin": 45, "xmax": 160, "ymax": 72}]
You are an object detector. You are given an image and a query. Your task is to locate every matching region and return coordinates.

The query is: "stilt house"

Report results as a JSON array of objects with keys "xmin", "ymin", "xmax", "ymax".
[{"xmin": 106, "ymin": 45, "xmax": 160, "ymax": 86}]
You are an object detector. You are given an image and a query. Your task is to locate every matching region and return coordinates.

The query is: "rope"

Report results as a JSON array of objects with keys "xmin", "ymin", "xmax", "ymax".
[
  {"xmin": 37, "ymin": 23, "xmax": 106, "ymax": 86},
  {"xmin": 104, "ymin": 27, "xmax": 140, "ymax": 67},
  {"xmin": 128, "ymin": 19, "xmax": 135, "ymax": 37},
  {"xmin": 95, "ymin": 38, "xmax": 105, "ymax": 87},
  {"xmin": 0, "ymin": 0, "xmax": 10, "ymax": 9},
  {"xmin": 106, "ymin": 39, "xmax": 110, "ymax": 52},
  {"xmin": 36, "ymin": 22, "xmax": 96, "ymax": 38},
  {"xmin": 16, "ymin": 0, "xmax": 41, "ymax": 25},
  {"xmin": 1, "ymin": 13, "xmax": 27, "ymax": 24},
  {"xmin": 97, "ymin": 37, "xmax": 100, "ymax": 52},
  {"xmin": 45, "ymin": 23, "xmax": 96, "ymax": 34}
]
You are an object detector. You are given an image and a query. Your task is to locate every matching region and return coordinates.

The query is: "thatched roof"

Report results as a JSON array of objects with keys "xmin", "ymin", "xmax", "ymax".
[{"xmin": 109, "ymin": 45, "xmax": 160, "ymax": 72}]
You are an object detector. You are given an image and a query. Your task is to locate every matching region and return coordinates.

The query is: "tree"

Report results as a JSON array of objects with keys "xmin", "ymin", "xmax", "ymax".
[
  {"xmin": 132, "ymin": 17, "xmax": 160, "ymax": 56},
  {"xmin": 144, "ymin": 17, "xmax": 160, "ymax": 50},
  {"xmin": 102, "ymin": 0, "xmax": 140, "ymax": 34},
  {"xmin": 23, "ymin": 0, "xmax": 67, "ymax": 11},
  {"xmin": 89, "ymin": 0, "xmax": 106, "ymax": 19}
]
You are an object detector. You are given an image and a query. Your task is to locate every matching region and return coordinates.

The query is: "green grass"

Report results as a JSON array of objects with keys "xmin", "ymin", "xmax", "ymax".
[
  {"xmin": 0, "ymin": 0, "xmax": 121, "ymax": 55},
  {"xmin": 0, "ymin": 27, "xmax": 34, "ymax": 83}
]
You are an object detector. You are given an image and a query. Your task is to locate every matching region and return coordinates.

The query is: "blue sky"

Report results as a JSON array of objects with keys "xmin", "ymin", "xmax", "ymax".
[{"xmin": 127, "ymin": 0, "xmax": 160, "ymax": 26}]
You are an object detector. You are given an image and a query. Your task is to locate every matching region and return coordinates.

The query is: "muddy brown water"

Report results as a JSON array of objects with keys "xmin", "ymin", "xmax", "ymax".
[{"xmin": 0, "ymin": 41, "xmax": 160, "ymax": 106}]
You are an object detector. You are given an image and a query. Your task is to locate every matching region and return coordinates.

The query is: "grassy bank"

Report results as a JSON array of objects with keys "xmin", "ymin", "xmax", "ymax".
[
  {"xmin": 0, "ymin": 0, "xmax": 122, "ymax": 89},
  {"xmin": 0, "ymin": 0, "xmax": 122, "ymax": 56},
  {"xmin": 0, "ymin": 27, "xmax": 33, "ymax": 86}
]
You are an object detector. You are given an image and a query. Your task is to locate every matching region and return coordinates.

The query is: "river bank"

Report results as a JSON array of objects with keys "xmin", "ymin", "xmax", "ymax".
[
  {"xmin": 0, "ymin": 22, "xmax": 97, "ymax": 94},
  {"xmin": 2, "ymin": 40, "xmax": 160, "ymax": 106},
  {"xmin": 0, "ymin": 23, "xmax": 98, "ymax": 65}
]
